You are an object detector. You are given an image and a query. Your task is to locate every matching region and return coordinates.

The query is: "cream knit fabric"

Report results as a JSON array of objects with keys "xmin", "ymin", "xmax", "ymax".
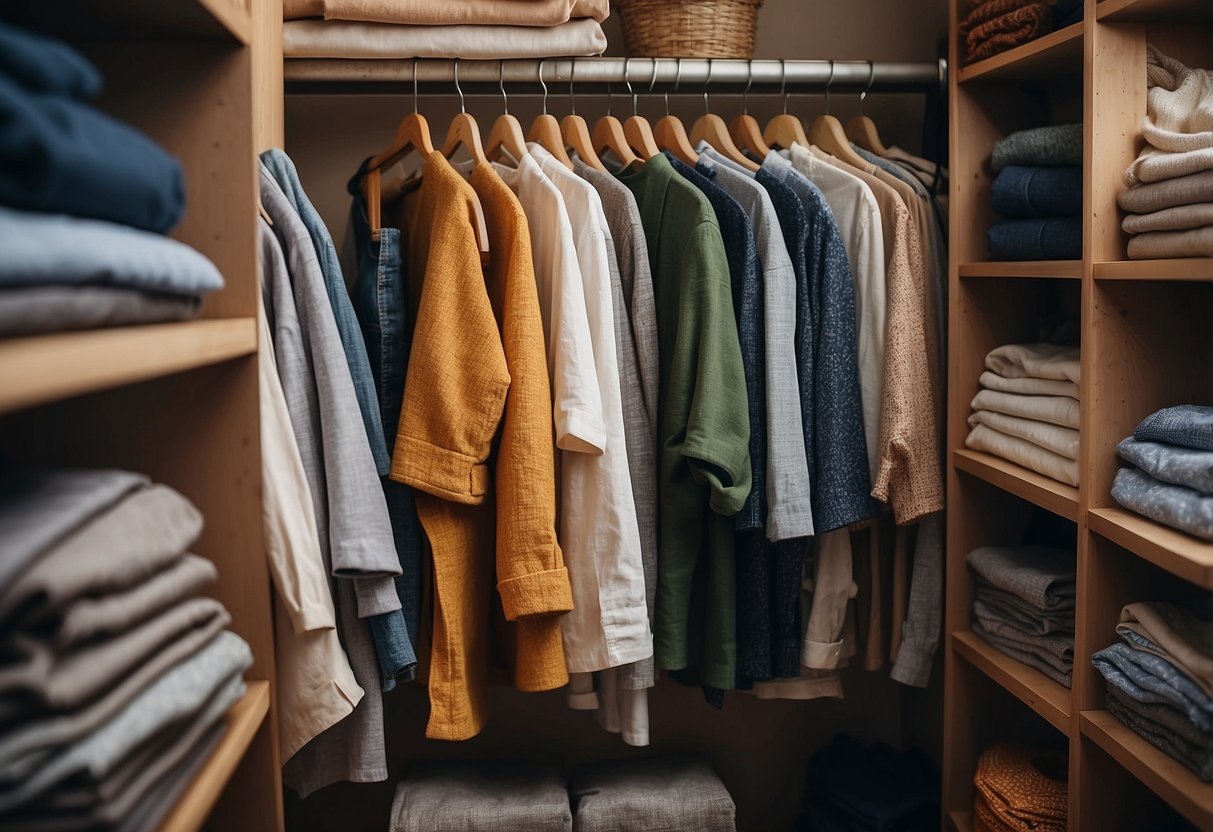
[
  {"xmin": 1128, "ymin": 226, "xmax": 1213, "ymax": 259},
  {"xmin": 1122, "ymin": 202, "xmax": 1213, "ymax": 234},
  {"xmin": 1124, "ymin": 46, "xmax": 1213, "ymax": 186}
]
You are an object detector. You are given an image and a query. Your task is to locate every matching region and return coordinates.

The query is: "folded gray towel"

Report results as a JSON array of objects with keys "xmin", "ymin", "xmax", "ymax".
[{"xmin": 390, "ymin": 762, "xmax": 572, "ymax": 832}]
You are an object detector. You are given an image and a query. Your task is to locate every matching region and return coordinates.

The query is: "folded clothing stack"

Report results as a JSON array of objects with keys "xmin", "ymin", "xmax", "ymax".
[
  {"xmin": 966, "ymin": 342, "xmax": 1081, "ymax": 486},
  {"xmin": 973, "ymin": 743, "xmax": 1068, "ymax": 832},
  {"xmin": 1113, "ymin": 405, "xmax": 1213, "ymax": 541},
  {"xmin": 0, "ymin": 23, "xmax": 223, "ymax": 336},
  {"xmin": 283, "ymin": 0, "xmax": 608, "ymax": 59},
  {"xmin": 986, "ymin": 124, "xmax": 1084, "ymax": 260},
  {"xmin": 967, "ymin": 545, "xmax": 1076, "ymax": 688},
  {"xmin": 1118, "ymin": 46, "xmax": 1213, "ymax": 260},
  {"xmin": 960, "ymin": 0, "xmax": 1082, "ymax": 66},
  {"xmin": 796, "ymin": 735, "xmax": 940, "ymax": 832},
  {"xmin": 1093, "ymin": 600, "xmax": 1213, "ymax": 781},
  {"xmin": 0, "ymin": 467, "xmax": 252, "ymax": 830}
]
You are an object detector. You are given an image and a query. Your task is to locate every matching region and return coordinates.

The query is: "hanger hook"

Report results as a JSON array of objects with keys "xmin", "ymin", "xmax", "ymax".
[
  {"xmin": 538, "ymin": 58, "xmax": 549, "ymax": 115},
  {"xmin": 860, "ymin": 60, "xmax": 875, "ymax": 117},
  {"xmin": 412, "ymin": 58, "xmax": 419, "ymax": 114},
  {"xmin": 825, "ymin": 59, "xmax": 834, "ymax": 115},
  {"xmin": 743, "ymin": 60, "xmax": 754, "ymax": 115},
  {"xmin": 499, "ymin": 60, "xmax": 508, "ymax": 116},
  {"xmin": 704, "ymin": 58, "xmax": 712, "ymax": 115},
  {"xmin": 569, "ymin": 60, "xmax": 577, "ymax": 116},
  {"xmin": 666, "ymin": 58, "xmax": 681, "ymax": 117},
  {"xmin": 625, "ymin": 57, "xmax": 638, "ymax": 117},
  {"xmin": 453, "ymin": 59, "xmax": 465, "ymax": 114},
  {"xmin": 646, "ymin": 59, "xmax": 658, "ymax": 119}
]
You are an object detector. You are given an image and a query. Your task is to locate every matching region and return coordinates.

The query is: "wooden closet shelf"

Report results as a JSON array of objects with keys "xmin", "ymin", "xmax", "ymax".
[
  {"xmin": 952, "ymin": 449, "xmax": 1081, "ymax": 521},
  {"xmin": 1081, "ymin": 710, "xmax": 1213, "ymax": 829},
  {"xmin": 10, "ymin": 0, "xmax": 251, "ymax": 44},
  {"xmin": 947, "ymin": 809, "xmax": 973, "ymax": 832},
  {"xmin": 1089, "ymin": 507, "xmax": 1213, "ymax": 589},
  {"xmin": 953, "ymin": 630, "xmax": 1072, "ymax": 734},
  {"xmin": 1096, "ymin": 0, "xmax": 1213, "ymax": 21},
  {"xmin": 957, "ymin": 22, "xmax": 1084, "ymax": 84},
  {"xmin": 160, "ymin": 680, "xmax": 270, "ymax": 832},
  {"xmin": 0, "ymin": 318, "xmax": 258, "ymax": 416},
  {"xmin": 958, "ymin": 261, "xmax": 1083, "ymax": 279},
  {"xmin": 1094, "ymin": 259, "xmax": 1213, "ymax": 281}
]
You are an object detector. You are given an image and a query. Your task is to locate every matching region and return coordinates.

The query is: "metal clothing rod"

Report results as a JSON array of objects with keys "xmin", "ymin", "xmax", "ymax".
[{"xmin": 284, "ymin": 57, "xmax": 947, "ymax": 96}]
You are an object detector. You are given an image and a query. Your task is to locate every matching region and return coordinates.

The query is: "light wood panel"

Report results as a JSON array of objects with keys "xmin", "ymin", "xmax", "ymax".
[
  {"xmin": 1090, "ymin": 508, "xmax": 1213, "ymax": 589},
  {"xmin": 1094, "ymin": 258, "xmax": 1213, "ymax": 279},
  {"xmin": 954, "ymin": 450, "xmax": 1080, "ymax": 521},
  {"xmin": 958, "ymin": 261, "xmax": 1083, "ymax": 278},
  {"xmin": 952, "ymin": 630, "xmax": 1072, "ymax": 733},
  {"xmin": 1097, "ymin": 0, "xmax": 1213, "ymax": 22},
  {"xmin": 948, "ymin": 809, "xmax": 972, "ymax": 832},
  {"xmin": 958, "ymin": 22, "xmax": 1086, "ymax": 83}
]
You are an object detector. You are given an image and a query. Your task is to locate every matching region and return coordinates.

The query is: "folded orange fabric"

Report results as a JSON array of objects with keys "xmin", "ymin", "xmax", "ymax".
[
  {"xmin": 973, "ymin": 743, "xmax": 1068, "ymax": 832},
  {"xmin": 964, "ymin": 5, "xmax": 1053, "ymax": 64},
  {"xmin": 284, "ymin": 0, "xmax": 609, "ymax": 25},
  {"xmin": 959, "ymin": 0, "xmax": 1038, "ymax": 38}
]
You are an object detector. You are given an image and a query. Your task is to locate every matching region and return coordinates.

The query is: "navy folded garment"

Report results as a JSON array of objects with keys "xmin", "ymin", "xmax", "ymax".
[
  {"xmin": 0, "ymin": 22, "xmax": 101, "ymax": 99},
  {"xmin": 1052, "ymin": 0, "xmax": 1083, "ymax": 29},
  {"xmin": 992, "ymin": 165, "xmax": 1083, "ymax": 217},
  {"xmin": 987, "ymin": 216, "xmax": 1082, "ymax": 260},
  {"xmin": 0, "ymin": 74, "xmax": 184, "ymax": 233},
  {"xmin": 1136, "ymin": 405, "xmax": 1213, "ymax": 453}
]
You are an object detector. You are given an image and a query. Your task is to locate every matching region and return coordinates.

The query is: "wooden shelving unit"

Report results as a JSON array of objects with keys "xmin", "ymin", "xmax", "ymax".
[
  {"xmin": 947, "ymin": 809, "xmax": 973, "ymax": 832},
  {"xmin": 0, "ymin": 1, "xmax": 283, "ymax": 830},
  {"xmin": 944, "ymin": 1, "xmax": 1213, "ymax": 830}
]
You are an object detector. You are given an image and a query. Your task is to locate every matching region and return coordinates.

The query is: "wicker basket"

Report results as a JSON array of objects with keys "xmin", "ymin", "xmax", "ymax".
[{"xmin": 615, "ymin": 0, "xmax": 762, "ymax": 59}]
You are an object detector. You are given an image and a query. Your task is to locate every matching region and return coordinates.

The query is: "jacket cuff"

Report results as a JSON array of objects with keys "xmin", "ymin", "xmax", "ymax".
[
  {"xmin": 498, "ymin": 564, "xmax": 574, "ymax": 620},
  {"xmin": 556, "ymin": 408, "xmax": 607, "ymax": 455},
  {"xmin": 390, "ymin": 434, "xmax": 490, "ymax": 505},
  {"xmin": 802, "ymin": 638, "xmax": 846, "ymax": 670},
  {"xmin": 890, "ymin": 641, "xmax": 935, "ymax": 688}
]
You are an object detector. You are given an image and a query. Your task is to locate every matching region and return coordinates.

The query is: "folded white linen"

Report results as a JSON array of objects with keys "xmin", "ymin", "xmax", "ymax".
[
  {"xmin": 985, "ymin": 342, "xmax": 1080, "ymax": 384},
  {"xmin": 965, "ymin": 424, "xmax": 1079, "ymax": 487},
  {"xmin": 968, "ymin": 410, "xmax": 1080, "ymax": 461},
  {"xmin": 971, "ymin": 389, "xmax": 1081, "ymax": 429},
  {"xmin": 283, "ymin": 18, "xmax": 607, "ymax": 59},
  {"xmin": 978, "ymin": 370, "xmax": 1078, "ymax": 400}
]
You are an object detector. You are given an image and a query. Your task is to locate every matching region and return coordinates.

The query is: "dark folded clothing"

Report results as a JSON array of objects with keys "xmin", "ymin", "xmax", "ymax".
[
  {"xmin": 1106, "ymin": 686, "xmax": 1213, "ymax": 781},
  {"xmin": 799, "ymin": 736, "xmax": 939, "ymax": 832},
  {"xmin": 966, "ymin": 546, "xmax": 1075, "ymax": 611},
  {"xmin": 1052, "ymin": 0, "xmax": 1083, "ymax": 29},
  {"xmin": 975, "ymin": 585, "xmax": 1074, "ymax": 636},
  {"xmin": 1112, "ymin": 467, "xmax": 1213, "ymax": 542},
  {"xmin": 0, "ymin": 22, "xmax": 100, "ymax": 100},
  {"xmin": 0, "ymin": 286, "xmax": 202, "ymax": 336},
  {"xmin": 1106, "ymin": 685, "xmax": 1213, "ymax": 750},
  {"xmin": 972, "ymin": 621, "xmax": 1073, "ymax": 688},
  {"xmin": 987, "ymin": 216, "xmax": 1082, "ymax": 260},
  {"xmin": 992, "ymin": 165, "xmax": 1083, "ymax": 217},
  {"xmin": 992, "ymin": 125, "xmax": 1084, "ymax": 172},
  {"xmin": 1136, "ymin": 405, "xmax": 1213, "ymax": 453},
  {"xmin": 965, "ymin": 5, "xmax": 1054, "ymax": 65},
  {"xmin": 0, "ymin": 75, "xmax": 184, "ymax": 233}
]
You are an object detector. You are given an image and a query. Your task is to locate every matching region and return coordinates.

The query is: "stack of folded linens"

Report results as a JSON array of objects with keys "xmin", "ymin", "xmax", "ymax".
[
  {"xmin": 973, "ymin": 743, "xmax": 1068, "ymax": 832},
  {"xmin": 960, "ymin": 0, "xmax": 1081, "ymax": 66},
  {"xmin": 966, "ymin": 342, "xmax": 1081, "ymax": 486},
  {"xmin": 0, "ymin": 467, "xmax": 252, "ymax": 830},
  {"xmin": 1093, "ymin": 600, "xmax": 1213, "ymax": 781},
  {"xmin": 986, "ymin": 125, "xmax": 1084, "ymax": 261},
  {"xmin": 1114, "ymin": 405, "xmax": 1213, "ymax": 541},
  {"xmin": 968, "ymin": 545, "xmax": 1075, "ymax": 688},
  {"xmin": 1118, "ymin": 46, "xmax": 1213, "ymax": 260},
  {"xmin": 283, "ymin": 0, "xmax": 609, "ymax": 59}
]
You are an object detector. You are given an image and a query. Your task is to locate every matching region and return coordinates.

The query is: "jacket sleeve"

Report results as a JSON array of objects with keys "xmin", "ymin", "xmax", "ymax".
[{"xmin": 890, "ymin": 513, "xmax": 943, "ymax": 687}]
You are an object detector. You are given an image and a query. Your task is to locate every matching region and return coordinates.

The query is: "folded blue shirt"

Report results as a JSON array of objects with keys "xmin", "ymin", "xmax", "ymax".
[
  {"xmin": 0, "ymin": 74, "xmax": 183, "ymax": 233},
  {"xmin": 992, "ymin": 165, "xmax": 1083, "ymax": 217},
  {"xmin": 987, "ymin": 216, "xmax": 1082, "ymax": 260},
  {"xmin": 1112, "ymin": 466, "xmax": 1213, "ymax": 541},
  {"xmin": 0, "ymin": 22, "xmax": 101, "ymax": 99},
  {"xmin": 1136, "ymin": 404, "xmax": 1213, "ymax": 453},
  {"xmin": 1093, "ymin": 641, "xmax": 1213, "ymax": 733},
  {"xmin": 1119, "ymin": 437, "xmax": 1213, "ymax": 494}
]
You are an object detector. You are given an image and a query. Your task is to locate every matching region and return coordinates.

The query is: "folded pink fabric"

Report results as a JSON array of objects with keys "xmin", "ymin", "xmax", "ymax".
[
  {"xmin": 283, "ymin": 18, "xmax": 607, "ymax": 59},
  {"xmin": 284, "ymin": 0, "xmax": 608, "ymax": 25}
]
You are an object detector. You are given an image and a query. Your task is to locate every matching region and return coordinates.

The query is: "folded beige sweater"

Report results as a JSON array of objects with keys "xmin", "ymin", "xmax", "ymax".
[
  {"xmin": 284, "ymin": 0, "xmax": 608, "ymax": 24},
  {"xmin": 1119, "ymin": 170, "xmax": 1213, "ymax": 215},
  {"xmin": 1123, "ymin": 202, "xmax": 1213, "ymax": 234},
  {"xmin": 1127, "ymin": 226, "xmax": 1213, "ymax": 260}
]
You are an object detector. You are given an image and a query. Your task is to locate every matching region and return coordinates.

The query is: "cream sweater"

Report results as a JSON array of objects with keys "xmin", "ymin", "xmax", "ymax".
[{"xmin": 1124, "ymin": 46, "xmax": 1213, "ymax": 186}]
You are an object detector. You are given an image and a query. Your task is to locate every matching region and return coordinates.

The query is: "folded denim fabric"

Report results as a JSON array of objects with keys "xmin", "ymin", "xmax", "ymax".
[
  {"xmin": 1113, "ymin": 467, "xmax": 1213, "ymax": 541},
  {"xmin": 112, "ymin": 723, "xmax": 224, "ymax": 832},
  {"xmin": 390, "ymin": 761, "xmax": 572, "ymax": 832},
  {"xmin": 987, "ymin": 216, "xmax": 1082, "ymax": 260},
  {"xmin": 1118, "ymin": 438, "xmax": 1213, "ymax": 495},
  {"xmin": 0, "ymin": 285, "xmax": 202, "ymax": 336},
  {"xmin": 992, "ymin": 124, "xmax": 1084, "ymax": 173},
  {"xmin": 1119, "ymin": 170, "xmax": 1213, "ymax": 214},
  {"xmin": 974, "ymin": 621, "xmax": 1072, "ymax": 687},
  {"xmin": 1117, "ymin": 600, "xmax": 1213, "ymax": 697},
  {"xmin": 572, "ymin": 757, "xmax": 736, "ymax": 832},
  {"xmin": 1140, "ymin": 45, "xmax": 1213, "ymax": 156},
  {"xmin": 1105, "ymin": 686, "xmax": 1213, "ymax": 781},
  {"xmin": 0, "ymin": 22, "xmax": 101, "ymax": 99},
  {"xmin": 985, "ymin": 342, "xmax": 1081, "ymax": 384},
  {"xmin": 1136, "ymin": 404, "xmax": 1213, "ymax": 452},
  {"xmin": 966, "ymin": 545, "xmax": 1075, "ymax": 610},
  {"xmin": 1106, "ymin": 684, "xmax": 1213, "ymax": 752},
  {"xmin": 966, "ymin": 423, "xmax": 1080, "ymax": 489},
  {"xmin": 971, "ymin": 389, "xmax": 1080, "ymax": 430},
  {"xmin": 980, "ymin": 370, "xmax": 1079, "ymax": 400},
  {"xmin": 972, "ymin": 611, "xmax": 1074, "ymax": 668},
  {"xmin": 1052, "ymin": 0, "xmax": 1082, "ymax": 28},
  {"xmin": 975, "ymin": 585, "xmax": 1075, "ymax": 636},
  {"xmin": 0, "ymin": 208, "xmax": 223, "ymax": 296},
  {"xmin": 284, "ymin": 0, "xmax": 608, "ymax": 24},
  {"xmin": 1122, "ymin": 202, "xmax": 1213, "ymax": 234},
  {"xmin": 0, "ymin": 484, "xmax": 204, "ymax": 631},
  {"xmin": 1093, "ymin": 641, "xmax": 1213, "ymax": 732},
  {"xmin": 1127, "ymin": 226, "xmax": 1213, "ymax": 259},
  {"xmin": 0, "ymin": 468, "xmax": 147, "ymax": 593},
  {"xmin": 964, "ymin": 5, "xmax": 1054, "ymax": 65},
  {"xmin": 283, "ymin": 18, "xmax": 607, "ymax": 59},
  {"xmin": 969, "ymin": 411, "xmax": 1079, "ymax": 460},
  {"xmin": 992, "ymin": 165, "xmax": 1083, "ymax": 217},
  {"xmin": 0, "ymin": 76, "xmax": 183, "ymax": 233},
  {"xmin": 0, "ymin": 630, "xmax": 250, "ymax": 812}
]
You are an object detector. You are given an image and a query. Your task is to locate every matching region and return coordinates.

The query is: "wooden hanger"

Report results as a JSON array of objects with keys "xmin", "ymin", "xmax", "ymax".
[
  {"xmin": 592, "ymin": 60, "xmax": 639, "ymax": 167},
  {"xmin": 361, "ymin": 59, "xmax": 435, "ymax": 240},
  {"xmin": 560, "ymin": 60, "xmax": 605, "ymax": 171},
  {"xmin": 809, "ymin": 61, "xmax": 871, "ymax": 169},
  {"xmin": 486, "ymin": 60, "xmax": 528, "ymax": 163},
  {"xmin": 653, "ymin": 58, "xmax": 698, "ymax": 165},
  {"xmin": 763, "ymin": 59, "xmax": 808, "ymax": 150},
  {"xmin": 846, "ymin": 63, "xmax": 891, "ymax": 156},
  {"xmin": 623, "ymin": 58, "xmax": 661, "ymax": 159},
  {"xmin": 691, "ymin": 59, "xmax": 759, "ymax": 171},
  {"xmin": 440, "ymin": 61, "xmax": 488, "ymax": 166},
  {"xmin": 527, "ymin": 59, "xmax": 574, "ymax": 169},
  {"xmin": 729, "ymin": 62, "xmax": 771, "ymax": 160}
]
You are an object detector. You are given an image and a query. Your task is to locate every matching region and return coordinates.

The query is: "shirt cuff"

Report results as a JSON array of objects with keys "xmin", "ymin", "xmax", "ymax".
[
  {"xmin": 390, "ymin": 434, "xmax": 490, "ymax": 505},
  {"xmin": 802, "ymin": 638, "xmax": 846, "ymax": 670},
  {"xmin": 567, "ymin": 673, "xmax": 599, "ymax": 710},
  {"xmin": 289, "ymin": 604, "xmax": 337, "ymax": 635},
  {"xmin": 556, "ymin": 408, "xmax": 607, "ymax": 455},
  {"xmin": 497, "ymin": 564, "xmax": 574, "ymax": 620},
  {"xmin": 890, "ymin": 640, "xmax": 935, "ymax": 688}
]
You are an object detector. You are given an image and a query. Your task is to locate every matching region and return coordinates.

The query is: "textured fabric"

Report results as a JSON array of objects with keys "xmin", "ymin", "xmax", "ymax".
[
  {"xmin": 978, "ymin": 369, "xmax": 1078, "ymax": 400},
  {"xmin": 1094, "ymin": 641, "xmax": 1213, "ymax": 732},
  {"xmin": 971, "ymin": 388, "xmax": 1080, "ymax": 429},
  {"xmin": 991, "ymin": 124, "xmax": 1084, "ymax": 172},
  {"xmin": 1123, "ymin": 202, "xmax": 1213, "ymax": 234},
  {"xmin": 1113, "ymin": 467, "xmax": 1213, "ymax": 541},
  {"xmin": 966, "ymin": 545, "xmax": 1075, "ymax": 610},
  {"xmin": 969, "ymin": 410, "xmax": 1079, "ymax": 460},
  {"xmin": 987, "ymin": 216, "xmax": 1082, "ymax": 260},
  {"xmin": 0, "ymin": 75, "xmax": 183, "ymax": 233},
  {"xmin": 1127, "ymin": 147, "xmax": 1213, "ymax": 187},
  {"xmin": 282, "ymin": 18, "xmax": 607, "ymax": 59},
  {"xmin": 112, "ymin": 723, "xmax": 222, "ymax": 832},
  {"xmin": 973, "ymin": 625, "xmax": 1065, "ymax": 683},
  {"xmin": 1118, "ymin": 600, "xmax": 1213, "ymax": 697},
  {"xmin": 966, "ymin": 423, "xmax": 1078, "ymax": 485},
  {"xmin": 0, "ymin": 21, "xmax": 100, "ymax": 99},
  {"xmin": 284, "ymin": 0, "xmax": 608, "ymax": 23},
  {"xmin": 973, "ymin": 744, "xmax": 1067, "ymax": 832},
  {"xmin": 616, "ymin": 153, "xmax": 750, "ymax": 691},
  {"xmin": 0, "ymin": 207, "xmax": 222, "ymax": 296},
  {"xmin": 801, "ymin": 530, "xmax": 856, "ymax": 671},
  {"xmin": 986, "ymin": 341, "xmax": 1080, "ymax": 384},
  {"xmin": 390, "ymin": 762, "xmax": 572, "ymax": 832},
  {"xmin": 1119, "ymin": 170, "xmax": 1213, "ymax": 214},
  {"xmin": 1124, "ymin": 45, "xmax": 1213, "ymax": 188},
  {"xmin": 1105, "ymin": 683, "xmax": 1213, "ymax": 756},
  {"xmin": 1105, "ymin": 686, "xmax": 1213, "ymax": 781},
  {"xmin": 975, "ymin": 584, "xmax": 1074, "ymax": 636},
  {"xmin": 1127, "ymin": 226, "xmax": 1213, "ymax": 259},
  {"xmin": 991, "ymin": 165, "xmax": 1083, "ymax": 216},
  {"xmin": 1136, "ymin": 404, "xmax": 1213, "ymax": 451},
  {"xmin": 1119, "ymin": 437, "xmax": 1213, "ymax": 494},
  {"xmin": 963, "ymin": 5, "xmax": 1054, "ymax": 65},
  {"xmin": 0, "ymin": 286, "xmax": 199, "ymax": 336},
  {"xmin": 890, "ymin": 514, "xmax": 944, "ymax": 688},
  {"xmin": 972, "ymin": 614, "xmax": 1074, "ymax": 674},
  {"xmin": 571, "ymin": 757, "xmax": 735, "ymax": 832}
]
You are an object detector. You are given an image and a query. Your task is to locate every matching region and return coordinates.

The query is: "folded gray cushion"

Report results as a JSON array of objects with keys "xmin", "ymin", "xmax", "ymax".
[
  {"xmin": 0, "ymin": 285, "xmax": 201, "ymax": 337},
  {"xmin": 390, "ymin": 762, "xmax": 571, "ymax": 832},
  {"xmin": 570, "ymin": 757, "xmax": 735, "ymax": 832}
]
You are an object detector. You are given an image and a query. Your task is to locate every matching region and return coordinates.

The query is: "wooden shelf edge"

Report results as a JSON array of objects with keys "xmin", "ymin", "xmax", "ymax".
[
  {"xmin": 1096, "ymin": 0, "xmax": 1213, "ymax": 21},
  {"xmin": 196, "ymin": 0, "xmax": 253, "ymax": 44},
  {"xmin": 1081, "ymin": 710, "xmax": 1213, "ymax": 829},
  {"xmin": 959, "ymin": 260, "xmax": 1083, "ymax": 279},
  {"xmin": 953, "ymin": 630, "xmax": 1072, "ymax": 735},
  {"xmin": 0, "ymin": 318, "xmax": 257, "ymax": 416},
  {"xmin": 957, "ymin": 22, "xmax": 1084, "ymax": 83},
  {"xmin": 1089, "ymin": 507, "xmax": 1213, "ymax": 589},
  {"xmin": 160, "ymin": 680, "xmax": 270, "ymax": 832},
  {"xmin": 1093, "ymin": 259, "xmax": 1213, "ymax": 281},
  {"xmin": 948, "ymin": 809, "xmax": 973, "ymax": 832},
  {"xmin": 952, "ymin": 448, "xmax": 1081, "ymax": 521}
]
